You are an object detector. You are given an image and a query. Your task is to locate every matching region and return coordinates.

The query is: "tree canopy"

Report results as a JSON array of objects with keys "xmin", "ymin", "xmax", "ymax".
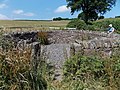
[{"xmin": 66, "ymin": 0, "xmax": 116, "ymax": 24}]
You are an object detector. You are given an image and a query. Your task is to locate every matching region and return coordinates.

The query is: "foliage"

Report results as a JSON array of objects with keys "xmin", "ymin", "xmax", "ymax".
[
  {"xmin": 67, "ymin": 18, "xmax": 120, "ymax": 33},
  {"xmin": 115, "ymin": 16, "xmax": 120, "ymax": 18},
  {"xmin": 0, "ymin": 47, "xmax": 47, "ymax": 90},
  {"xmin": 62, "ymin": 54, "xmax": 120, "ymax": 90},
  {"xmin": 63, "ymin": 55, "xmax": 104, "ymax": 80},
  {"xmin": 0, "ymin": 31, "xmax": 47, "ymax": 90},
  {"xmin": 66, "ymin": 19, "xmax": 85, "ymax": 29},
  {"xmin": 98, "ymin": 16, "xmax": 104, "ymax": 20},
  {"xmin": 66, "ymin": 0, "xmax": 116, "ymax": 24},
  {"xmin": 53, "ymin": 17, "xmax": 63, "ymax": 21},
  {"xmin": 37, "ymin": 32, "xmax": 49, "ymax": 45},
  {"xmin": 52, "ymin": 17, "xmax": 74, "ymax": 21},
  {"xmin": 66, "ymin": 19, "xmax": 96, "ymax": 30},
  {"xmin": 93, "ymin": 18, "xmax": 120, "ymax": 33}
]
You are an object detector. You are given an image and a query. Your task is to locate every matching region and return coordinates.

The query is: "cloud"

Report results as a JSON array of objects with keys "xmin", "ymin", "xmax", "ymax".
[
  {"xmin": 0, "ymin": 3, "xmax": 7, "ymax": 9},
  {"xmin": 0, "ymin": 14, "xmax": 10, "ymax": 20},
  {"xmin": 55, "ymin": 5, "xmax": 70, "ymax": 13},
  {"xmin": 13, "ymin": 9, "xmax": 24, "ymax": 14},
  {"xmin": 23, "ymin": 12, "xmax": 35, "ymax": 16},
  {"xmin": 13, "ymin": 9, "xmax": 35, "ymax": 16}
]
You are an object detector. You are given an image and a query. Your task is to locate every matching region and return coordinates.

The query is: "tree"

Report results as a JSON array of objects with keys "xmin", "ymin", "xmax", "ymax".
[
  {"xmin": 53, "ymin": 17, "xmax": 62, "ymax": 21},
  {"xmin": 98, "ymin": 16, "xmax": 104, "ymax": 20},
  {"xmin": 66, "ymin": 0, "xmax": 116, "ymax": 24}
]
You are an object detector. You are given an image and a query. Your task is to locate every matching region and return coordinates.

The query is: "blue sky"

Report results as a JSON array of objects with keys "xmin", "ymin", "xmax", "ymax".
[{"xmin": 0, "ymin": 0, "xmax": 120, "ymax": 20}]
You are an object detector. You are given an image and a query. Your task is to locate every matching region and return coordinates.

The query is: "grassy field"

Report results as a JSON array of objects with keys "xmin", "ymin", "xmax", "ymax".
[
  {"xmin": 0, "ymin": 20, "xmax": 70, "ymax": 28},
  {"xmin": 0, "ymin": 20, "xmax": 70, "ymax": 32}
]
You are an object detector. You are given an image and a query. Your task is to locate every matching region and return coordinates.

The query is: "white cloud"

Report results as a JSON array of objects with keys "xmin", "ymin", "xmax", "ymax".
[
  {"xmin": 55, "ymin": 5, "xmax": 70, "ymax": 13},
  {"xmin": 0, "ymin": 14, "xmax": 10, "ymax": 20},
  {"xmin": 13, "ymin": 9, "xmax": 24, "ymax": 14},
  {"xmin": 13, "ymin": 9, "xmax": 35, "ymax": 16},
  {"xmin": 23, "ymin": 12, "xmax": 35, "ymax": 16},
  {"xmin": 0, "ymin": 3, "xmax": 7, "ymax": 9}
]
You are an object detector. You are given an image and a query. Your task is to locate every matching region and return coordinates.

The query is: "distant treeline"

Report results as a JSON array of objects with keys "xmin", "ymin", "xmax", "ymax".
[
  {"xmin": 53, "ymin": 17, "xmax": 76, "ymax": 21},
  {"xmin": 13, "ymin": 16, "xmax": 120, "ymax": 21},
  {"xmin": 115, "ymin": 16, "xmax": 120, "ymax": 18}
]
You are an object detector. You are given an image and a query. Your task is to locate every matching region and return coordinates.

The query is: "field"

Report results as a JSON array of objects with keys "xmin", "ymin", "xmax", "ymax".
[{"xmin": 0, "ymin": 20, "xmax": 70, "ymax": 31}]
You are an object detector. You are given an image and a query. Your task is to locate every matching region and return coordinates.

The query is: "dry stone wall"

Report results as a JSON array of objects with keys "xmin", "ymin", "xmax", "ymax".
[
  {"xmin": 2, "ymin": 30, "xmax": 120, "ymax": 67},
  {"xmin": 2, "ymin": 30, "xmax": 120, "ymax": 80}
]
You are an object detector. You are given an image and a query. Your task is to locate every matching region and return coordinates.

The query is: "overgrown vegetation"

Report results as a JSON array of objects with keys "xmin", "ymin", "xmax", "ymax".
[
  {"xmin": 37, "ymin": 32, "xmax": 49, "ymax": 45},
  {"xmin": 46, "ymin": 52, "xmax": 119, "ymax": 90},
  {"xmin": 66, "ymin": 19, "xmax": 95, "ymax": 30},
  {"xmin": 0, "ymin": 31, "xmax": 47, "ymax": 90},
  {"xmin": 0, "ymin": 47, "xmax": 47, "ymax": 90},
  {"xmin": 94, "ymin": 18, "xmax": 120, "ymax": 33},
  {"xmin": 40, "ymin": 48, "xmax": 120, "ymax": 90},
  {"xmin": 67, "ymin": 18, "xmax": 120, "ymax": 33}
]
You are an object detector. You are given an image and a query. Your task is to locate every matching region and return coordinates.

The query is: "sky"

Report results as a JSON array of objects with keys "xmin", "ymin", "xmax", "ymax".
[{"xmin": 0, "ymin": 0, "xmax": 120, "ymax": 20}]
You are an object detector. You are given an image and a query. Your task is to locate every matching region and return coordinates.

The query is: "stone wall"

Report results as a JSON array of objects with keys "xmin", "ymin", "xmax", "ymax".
[
  {"xmin": 2, "ymin": 30, "xmax": 120, "ymax": 67},
  {"xmin": 2, "ymin": 30, "xmax": 120, "ymax": 80}
]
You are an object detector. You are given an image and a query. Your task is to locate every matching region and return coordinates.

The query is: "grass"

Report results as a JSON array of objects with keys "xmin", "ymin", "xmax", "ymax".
[
  {"xmin": 0, "ymin": 38, "xmax": 47, "ymax": 90},
  {"xmin": 0, "ymin": 20, "xmax": 70, "ymax": 27},
  {"xmin": 0, "ymin": 20, "xmax": 70, "ymax": 32},
  {"xmin": 0, "ymin": 20, "xmax": 70, "ymax": 28}
]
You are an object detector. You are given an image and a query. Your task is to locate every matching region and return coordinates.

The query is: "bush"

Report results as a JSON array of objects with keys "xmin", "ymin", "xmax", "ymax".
[
  {"xmin": 63, "ymin": 54, "xmax": 120, "ymax": 90},
  {"xmin": 67, "ymin": 18, "xmax": 120, "ymax": 33},
  {"xmin": 66, "ymin": 19, "xmax": 96, "ymax": 30},
  {"xmin": 63, "ymin": 55, "xmax": 104, "ymax": 80},
  {"xmin": 66, "ymin": 19, "xmax": 86, "ymax": 30},
  {"xmin": 37, "ymin": 32, "xmax": 49, "ymax": 45},
  {"xmin": 94, "ymin": 18, "xmax": 120, "ymax": 33}
]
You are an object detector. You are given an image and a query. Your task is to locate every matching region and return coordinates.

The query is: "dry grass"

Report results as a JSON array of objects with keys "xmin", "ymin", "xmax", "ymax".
[
  {"xmin": 0, "ymin": 40, "xmax": 47, "ymax": 90},
  {"xmin": 0, "ymin": 20, "xmax": 70, "ymax": 33},
  {"xmin": 0, "ymin": 47, "xmax": 32, "ymax": 90}
]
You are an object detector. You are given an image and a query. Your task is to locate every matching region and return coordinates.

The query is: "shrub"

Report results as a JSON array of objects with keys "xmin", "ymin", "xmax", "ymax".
[
  {"xmin": 63, "ymin": 54, "xmax": 120, "ymax": 90},
  {"xmin": 94, "ymin": 18, "xmax": 120, "ymax": 33},
  {"xmin": 66, "ymin": 19, "xmax": 96, "ymax": 30},
  {"xmin": 37, "ymin": 32, "xmax": 49, "ymax": 45},
  {"xmin": 67, "ymin": 18, "xmax": 120, "ymax": 33},
  {"xmin": 66, "ymin": 19, "xmax": 86, "ymax": 30},
  {"xmin": 63, "ymin": 55, "xmax": 104, "ymax": 81}
]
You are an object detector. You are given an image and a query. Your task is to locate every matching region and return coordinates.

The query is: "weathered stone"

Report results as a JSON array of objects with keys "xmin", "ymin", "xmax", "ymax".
[{"xmin": 41, "ymin": 44, "xmax": 70, "ymax": 69}]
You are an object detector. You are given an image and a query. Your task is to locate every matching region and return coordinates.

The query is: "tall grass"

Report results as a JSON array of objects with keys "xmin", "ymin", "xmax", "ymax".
[{"xmin": 0, "ymin": 30, "xmax": 47, "ymax": 90}]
